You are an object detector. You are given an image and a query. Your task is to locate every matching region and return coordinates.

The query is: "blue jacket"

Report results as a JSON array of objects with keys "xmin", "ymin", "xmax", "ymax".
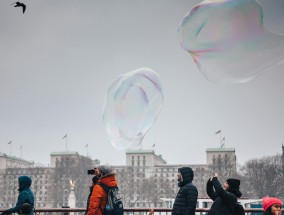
[{"xmin": 5, "ymin": 176, "xmax": 34, "ymax": 215}]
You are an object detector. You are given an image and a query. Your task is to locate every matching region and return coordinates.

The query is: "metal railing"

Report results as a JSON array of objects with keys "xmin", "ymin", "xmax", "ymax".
[{"xmin": 0, "ymin": 207, "xmax": 265, "ymax": 214}]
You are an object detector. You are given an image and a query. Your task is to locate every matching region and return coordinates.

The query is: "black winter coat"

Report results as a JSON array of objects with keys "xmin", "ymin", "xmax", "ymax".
[
  {"xmin": 207, "ymin": 177, "xmax": 237, "ymax": 215},
  {"xmin": 172, "ymin": 167, "xmax": 198, "ymax": 215}
]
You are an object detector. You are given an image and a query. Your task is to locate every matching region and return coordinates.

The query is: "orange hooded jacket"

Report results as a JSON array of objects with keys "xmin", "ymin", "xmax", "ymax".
[{"xmin": 87, "ymin": 173, "xmax": 117, "ymax": 215}]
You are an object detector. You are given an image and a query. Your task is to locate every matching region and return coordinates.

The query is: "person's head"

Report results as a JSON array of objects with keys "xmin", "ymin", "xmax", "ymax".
[
  {"xmin": 96, "ymin": 165, "xmax": 112, "ymax": 177},
  {"xmin": 262, "ymin": 196, "xmax": 282, "ymax": 215},
  {"xmin": 20, "ymin": 203, "xmax": 31, "ymax": 214},
  {"xmin": 225, "ymin": 178, "xmax": 242, "ymax": 198},
  {"xmin": 177, "ymin": 167, "xmax": 194, "ymax": 183},
  {"xmin": 18, "ymin": 176, "xmax": 32, "ymax": 191}
]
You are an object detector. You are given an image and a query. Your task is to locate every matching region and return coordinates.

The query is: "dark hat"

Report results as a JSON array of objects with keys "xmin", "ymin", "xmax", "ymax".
[
  {"xmin": 226, "ymin": 178, "xmax": 240, "ymax": 189},
  {"xmin": 92, "ymin": 176, "xmax": 98, "ymax": 184},
  {"xmin": 226, "ymin": 178, "xmax": 242, "ymax": 197}
]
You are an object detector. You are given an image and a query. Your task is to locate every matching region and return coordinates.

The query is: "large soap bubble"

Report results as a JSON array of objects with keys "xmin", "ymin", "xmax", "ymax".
[
  {"xmin": 103, "ymin": 68, "xmax": 163, "ymax": 150},
  {"xmin": 178, "ymin": 0, "xmax": 284, "ymax": 85}
]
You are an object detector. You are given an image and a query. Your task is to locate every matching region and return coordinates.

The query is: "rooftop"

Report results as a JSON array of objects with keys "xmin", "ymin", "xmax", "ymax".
[
  {"xmin": 0, "ymin": 152, "xmax": 34, "ymax": 164},
  {"xmin": 50, "ymin": 151, "xmax": 79, "ymax": 156},
  {"xmin": 206, "ymin": 147, "xmax": 235, "ymax": 152},
  {"xmin": 126, "ymin": 149, "xmax": 155, "ymax": 154}
]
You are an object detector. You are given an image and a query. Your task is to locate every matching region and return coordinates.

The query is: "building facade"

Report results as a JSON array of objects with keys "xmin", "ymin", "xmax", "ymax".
[{"xmin": 0, "ymin": 147, "xmax": 237, "ymax": 209}]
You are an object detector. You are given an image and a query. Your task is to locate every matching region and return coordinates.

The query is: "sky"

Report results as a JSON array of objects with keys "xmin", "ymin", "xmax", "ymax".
[{"xmin": 1, "ymin": 0, "xmax": 284, "ymax": 167}]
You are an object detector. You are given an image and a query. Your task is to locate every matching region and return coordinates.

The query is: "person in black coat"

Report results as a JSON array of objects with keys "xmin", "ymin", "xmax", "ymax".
[
  {"xmin": 172, "ymin": 167, "xmax": 198, "ymax": 215},
  {"xmin": 206, "ymin": 173, "xmax": 242, "ymax": 215}
]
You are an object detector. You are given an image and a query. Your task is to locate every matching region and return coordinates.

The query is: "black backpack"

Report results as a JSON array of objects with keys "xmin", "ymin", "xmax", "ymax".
[
  {"xmin": 98, "ymin": 182, "xmax": 124, "ymax": 215},
  {"xmin": 232, "ymin": 203, "xmax": 245, "ymax": 215}
]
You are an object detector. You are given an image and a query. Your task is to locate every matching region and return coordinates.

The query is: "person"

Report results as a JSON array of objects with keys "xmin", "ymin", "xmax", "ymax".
[
  {"xmin": 85, "ymin": 175, "xmax": 99, "ymax": 215},
  {"xmin": 262, "ymin": 196, "xmax": 283, "ymax": 215},
  {"xmin": 206, "ymin": 173, "xmax": 242, "ymax": 215},
  {"xmin": 172, "ymin": 167, "xmax": 198, "ymax": 215},
  {"xmin": 148, "ymin": 208, "xmax": 154, "ymax": 215},
  {"xmin": 20, "ymin": 203, "xmax": 32, "ymax": 215},
  {"xmin": 86, "ymin": 165, "xmax": 118, "ymax": 215},
  {"xmin": 0, "ymin": 176, "xmax": 34, "ymax": 215}
]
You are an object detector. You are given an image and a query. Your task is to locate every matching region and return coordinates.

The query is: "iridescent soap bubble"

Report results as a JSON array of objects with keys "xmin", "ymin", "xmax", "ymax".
[
  {"xmin": 103, "ymin": 68, "xmax": 163, "ymax": 150},
  {"xmin": 178, "ymin": 0, "xmax": 284, "ymax": 85}
]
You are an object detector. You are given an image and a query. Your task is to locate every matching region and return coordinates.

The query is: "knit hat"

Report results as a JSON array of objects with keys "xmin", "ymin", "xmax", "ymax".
[
  {"xmin": 226, "ymin": 178, "xmax": 240, "ymax": 189},
  {"xmin": 226, "ymin": 178, "xmax": 242, "ymax": 198},
  {"xmin": 262, "ymin": 196, "xmax": 283, "ymax": 211}
]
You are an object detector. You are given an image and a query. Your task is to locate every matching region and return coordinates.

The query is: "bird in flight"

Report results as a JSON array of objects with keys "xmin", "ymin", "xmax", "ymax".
[{"xmin": 11, "ymin": 2, "xmax": 26, "ymax": 14}]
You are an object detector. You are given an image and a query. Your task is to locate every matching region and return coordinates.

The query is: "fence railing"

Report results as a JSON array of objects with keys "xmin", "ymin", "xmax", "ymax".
[{"xmin": 0, "ymin": 207, "xmax": 265, "ymax": 214}]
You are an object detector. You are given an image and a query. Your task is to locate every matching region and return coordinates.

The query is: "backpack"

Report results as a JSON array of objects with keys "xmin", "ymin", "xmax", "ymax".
[
  {"xmin": 232, "ymin": 203, "xmax": 245, "ymax": 215},
  {"xmin": 98, "ymin": 182, "xmax": 124, "ymax": 215}
]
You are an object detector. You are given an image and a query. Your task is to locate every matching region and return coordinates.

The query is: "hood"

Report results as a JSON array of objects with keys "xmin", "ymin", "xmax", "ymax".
[
  {"xmin": 99, "ymin": 173, "xmax": 117, "ymax": 187},
  {"xmin": 178, "ymin": 167, "xmax": 194, "ymax": 184},
  {"xmin": 18, "ymin": 176, "xmax": 32, "ymax": 191}
]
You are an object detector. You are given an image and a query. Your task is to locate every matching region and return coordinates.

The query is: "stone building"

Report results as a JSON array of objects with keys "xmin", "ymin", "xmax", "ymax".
[
  {"xmin": 113, "ymin": 148, "xmax": 237, "ymax": 208},
  {"xmin": 0, "ymin": 147, "xmax": 237, "ymax": 209},
  {"xmin": 0, "ymin": 151, "xmax": 94, "ymax": 209}
]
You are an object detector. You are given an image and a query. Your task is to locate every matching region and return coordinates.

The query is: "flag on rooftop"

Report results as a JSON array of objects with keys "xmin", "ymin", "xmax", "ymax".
[
  {"xmin": 62, "ymin": 134, "xmax": 67, "ymax": 139},
  {"xmin": 8, "ymin": 141, "xmax": 12, "ymax": 144},
  {"xmin": 215, "ymin": 130, "xmax": 221, "ymax": 135},
  {"xmin": 85, "ymin": 144, "xmax": 88, "ymax": 147}
]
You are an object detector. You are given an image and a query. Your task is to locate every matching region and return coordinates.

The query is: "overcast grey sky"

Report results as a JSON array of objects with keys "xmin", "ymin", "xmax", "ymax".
[{"xmin": 1, "ymin": 0, "xmax": 284, "ymax": 167}]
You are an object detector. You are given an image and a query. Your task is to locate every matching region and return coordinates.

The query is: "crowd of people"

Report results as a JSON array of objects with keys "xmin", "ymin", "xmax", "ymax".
[{"xmin": 0, "ymin": 165, "xmax": 282, "ymax": 215}]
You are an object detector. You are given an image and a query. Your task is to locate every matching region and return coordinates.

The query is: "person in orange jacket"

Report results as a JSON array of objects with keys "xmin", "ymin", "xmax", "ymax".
[{"xmin": 86, "ymin": 165, "xmax": 118, "ymax": 215}]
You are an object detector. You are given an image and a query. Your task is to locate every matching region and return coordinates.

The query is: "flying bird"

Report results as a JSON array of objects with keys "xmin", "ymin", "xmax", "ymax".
[{"xmin": 11, "ymin": 2, "xmax": 26, "ymax": 14}]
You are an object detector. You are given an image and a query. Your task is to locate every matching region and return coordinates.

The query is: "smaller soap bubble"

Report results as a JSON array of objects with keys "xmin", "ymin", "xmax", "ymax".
[
  {"xmin": 178, "ymin": 0, "xmax": 284, "ymax": 85},
  {"xmin": 103, "ymin": 68, "xmax": 163, "ymax": 150}
]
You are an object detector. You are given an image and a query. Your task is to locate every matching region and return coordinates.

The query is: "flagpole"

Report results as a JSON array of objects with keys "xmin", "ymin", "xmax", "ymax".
[
  {"xmin": 219, "ymin": 131, "xmax": 222, "ymax": 148},
  {"xmin": 65, "ymin": 136, "xmax": 68, "ymax": 151},
  {"xmin": 152, "ymin": 143, "xmax": 156, "ymax": 152},
  {"xmin": 20, "ymin": 145, "xmax": 22, "ymax": 158},
  {"xmin": 8, "ymin": 141, "xmax": 12, "ymax": 156},
  {"xmin": 85, "ymin": 144, "xmax": 89, "ymax": 157},
  {"xmin": 215, "ymin": 130, "xmax": 222, "ymax": 147},
  {"xmin": 62, "ymin": 134, "xmax": 68, "ymax": 151}
]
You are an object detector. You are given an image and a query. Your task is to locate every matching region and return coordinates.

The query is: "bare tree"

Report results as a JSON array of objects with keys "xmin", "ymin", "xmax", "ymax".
[
  {"xmin": 48, "ymin": 155, "xmax": 93, "ymax": 208},
  {"xmin": 240, "ymin": 155, "xmax": 283, "ymax": 198},
  {"xmin": 117, "ymin": 166, "xmax": 138, "ymax": 207}
]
